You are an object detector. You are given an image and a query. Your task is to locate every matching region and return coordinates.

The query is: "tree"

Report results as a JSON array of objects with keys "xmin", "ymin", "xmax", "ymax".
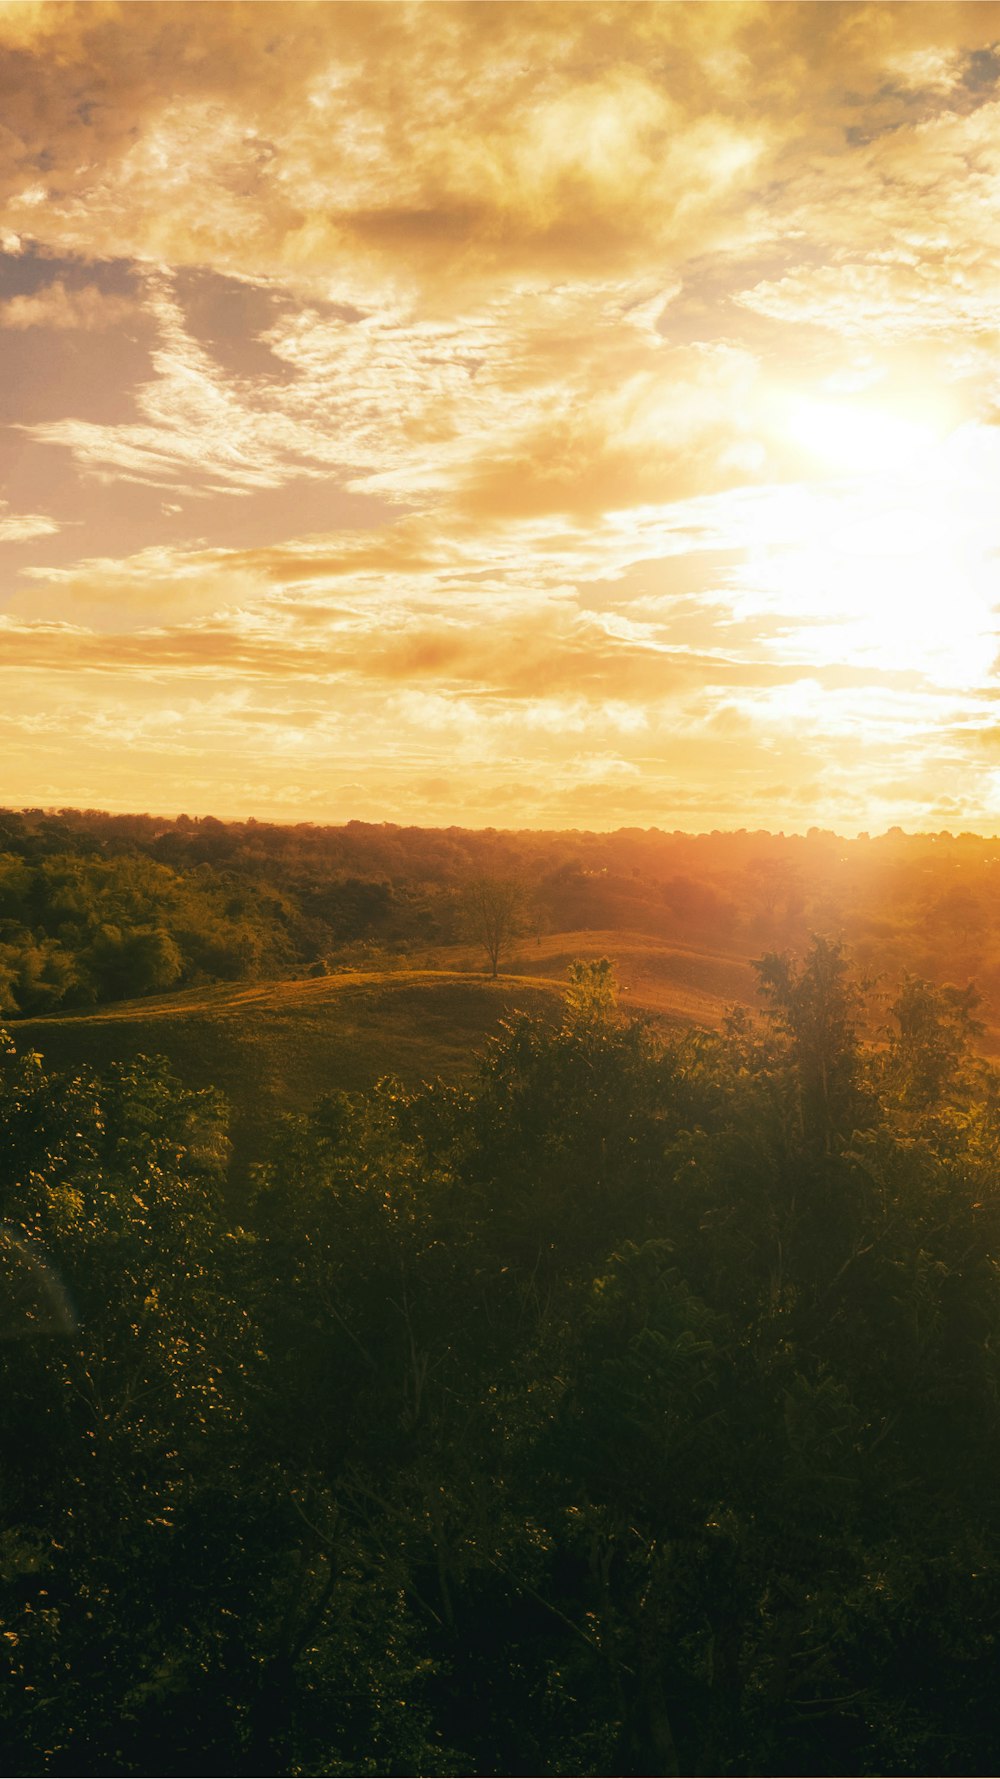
[
  {"xmin": 9, "ymin": 936, "xmax": 1000, "ymax": 1776},
  {"xmin": 87, "ymin": 922, "xmax": 183, "ymax": 1000},
  {"xmin": 885, "ymin": 973, "xmax": 982, "ymax": 1111},
  {"xmin": 755, "ymin": 936, "xmax": 866, "ymax": 1151},
  {"xmin": 564, "ymin": 955, "xmax": 619, "ymax": 1025},
  {"xmin": 461, "ymin": 874, "xmax": 526, "ymax": 977}
]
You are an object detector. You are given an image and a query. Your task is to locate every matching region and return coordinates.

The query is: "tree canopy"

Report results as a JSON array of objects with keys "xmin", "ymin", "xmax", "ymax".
[{"xmin": 3, "ymin": 941, "xmax": 1000, "ymax": 1773}]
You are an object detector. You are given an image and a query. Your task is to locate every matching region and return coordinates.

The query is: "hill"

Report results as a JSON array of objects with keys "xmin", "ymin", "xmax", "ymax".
[
  {"xmin": 13, "ymin": 931, "xmax": 757, "ymax": 1183},
  {"xmin": 19, "ymin": 922, "xmax": 998, "ymax": 1190},
  {"xmin": 6, "ymin": 806, "xmax": 1000, "ymax": 1036}
]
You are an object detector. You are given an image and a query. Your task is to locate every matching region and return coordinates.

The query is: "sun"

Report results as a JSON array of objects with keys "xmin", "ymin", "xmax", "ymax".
[
  {"xmin": 780, "ymin": 393, "xmax": 944, "ymax": 477},
  {"xmin": 730, "ymin": 404, "xmax": 999, "ymax": 690}
]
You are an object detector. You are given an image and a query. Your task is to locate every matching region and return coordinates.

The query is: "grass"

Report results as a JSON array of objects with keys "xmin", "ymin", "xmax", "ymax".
[
  {"xmin": 10, "ymin": 930, "xmax": 762, "ymax": 1184},
  {"xmin": 11, "ymin": 924, "xmax": 1000, "ymax": 1200},
  {"xmin": 14, "ymin": 967, "xmax": 559, "ymax": 1185}
]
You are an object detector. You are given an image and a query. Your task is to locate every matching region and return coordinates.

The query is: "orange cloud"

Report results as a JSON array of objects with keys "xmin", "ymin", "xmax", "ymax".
[
  {"xmin": 4, "ymin": 2, "xmax": 1000, "ymax": 832},
  {"xmin": 0, "ymin": 2, "xmax": 953, "ymax": 302},
  {"xmin": 0, "ymin": 278, "xmax": 136, "ymax": 330}
]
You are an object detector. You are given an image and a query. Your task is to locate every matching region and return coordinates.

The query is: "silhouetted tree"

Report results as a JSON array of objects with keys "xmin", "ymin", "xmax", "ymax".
[{"xmin": 461, "ymin": 874, "xmax": 526, "ymax": 976}]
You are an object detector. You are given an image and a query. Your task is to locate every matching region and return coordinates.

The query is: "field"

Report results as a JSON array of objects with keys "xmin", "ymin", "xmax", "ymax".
[
  {"xmin": 18, "ymin": 916, "xmax": 999, "ymax": 1191},
  {"xmin": 14, "ymin": 930, "xmax": 758, "ymax": 1181}
]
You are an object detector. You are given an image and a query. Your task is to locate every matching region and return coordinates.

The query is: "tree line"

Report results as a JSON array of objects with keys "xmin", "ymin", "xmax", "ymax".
[
  {"xmin": 3, "ymin": 942, "xmax": 1000, "ymax": 1774},
  {"xmin": 5, "ymin": 805, "xmax": 1000, "ymax": 1020}
]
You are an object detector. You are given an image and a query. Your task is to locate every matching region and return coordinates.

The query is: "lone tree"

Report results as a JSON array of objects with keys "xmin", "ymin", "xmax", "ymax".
[{"xmin": 462, "ymin": 875, "xmax": 526, "ymax": 977}]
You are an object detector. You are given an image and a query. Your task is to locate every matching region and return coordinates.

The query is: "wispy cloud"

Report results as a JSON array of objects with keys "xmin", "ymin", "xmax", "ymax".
[
  {"xmin": 21, "ymin": 275, "xmax": 339, "ymax": 497},
  {"xmin": 0, "ymin": 503, "xmax": 59, "ymax": 543}
]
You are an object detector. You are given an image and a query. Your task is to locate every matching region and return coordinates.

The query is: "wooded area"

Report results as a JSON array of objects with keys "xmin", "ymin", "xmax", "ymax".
[
  {"xmin": 3, "ymin": 806, "xmax": 1000, "ymax": 1028},
  {"xmin": 3, "ymin": 942, "xmax": 1000, "ymax": 1774}
]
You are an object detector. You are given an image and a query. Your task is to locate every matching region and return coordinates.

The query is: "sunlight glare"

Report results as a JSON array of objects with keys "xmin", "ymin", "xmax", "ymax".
[
  {"xmin": 783, "ymin": 395, "xmax": 942, "ymax": 475},
  {"xmin": 729, "ymin": 478, "xmax": 998, "ymax": 691}
]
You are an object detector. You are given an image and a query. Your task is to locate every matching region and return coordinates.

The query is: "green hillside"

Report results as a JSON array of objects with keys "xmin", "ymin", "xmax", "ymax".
[
  {"xmin": 13, "ymin": 931, "xmax": 757, "ymax": 1182},
  {"xmin": 14, "ymin": 970, "xmax": 551, "ymax": 1182}
]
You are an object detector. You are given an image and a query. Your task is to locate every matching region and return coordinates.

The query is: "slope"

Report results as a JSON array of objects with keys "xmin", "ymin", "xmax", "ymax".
[{"xmin": 12, "ymin": 931, "xmax": 757, "ymax": 1182}]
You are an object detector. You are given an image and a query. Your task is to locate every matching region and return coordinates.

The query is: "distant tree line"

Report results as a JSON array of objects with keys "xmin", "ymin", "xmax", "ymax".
[
  {"xmin": 3, "ymin": 944, "xmax": 1000, "ymax": 1773},
  {"xmin": 3, "ymin": 805, "xmax": 1000, "ymax": 1020}
]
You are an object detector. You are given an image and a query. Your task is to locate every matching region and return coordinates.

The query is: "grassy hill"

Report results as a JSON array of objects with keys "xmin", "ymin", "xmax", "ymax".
[
  {"xmin": 14, "ymin": 923, "xmax": 1000, "ymax": 1189},
  {"xmin": 14, "ymin": 970, "xmax": 556, "ymax": 1184},
  {"xmin": 13, "ymin": 932, "xmax": 757, "ymax": 1182}
]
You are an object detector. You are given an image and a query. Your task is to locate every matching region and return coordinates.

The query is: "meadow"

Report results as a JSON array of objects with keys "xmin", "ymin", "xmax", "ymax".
[{"xmin": 14, "ymin": 927, "xmax": 760, "ymax": 1181}]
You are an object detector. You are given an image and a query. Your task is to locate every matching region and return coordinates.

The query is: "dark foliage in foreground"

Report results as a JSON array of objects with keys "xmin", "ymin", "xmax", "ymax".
[{"xmin": 2, "ymin": 944, "xmax": 1000, "ymax": 1774}]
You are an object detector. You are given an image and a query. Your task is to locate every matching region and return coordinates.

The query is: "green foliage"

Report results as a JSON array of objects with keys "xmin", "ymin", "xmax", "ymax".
[
  {"xmin": 5, "ymin": 935, "xmax": 1000, "ymax": 1773},
  {"xmin": 0, "ymin": 935, "xmax": 83, "ymax": 1016},
  {"xmin": 6, "ymin": 808, "xmax": 1000, "ymax": 1059},
  {"xmin": 884, "ymin": 973, "xmax": 983, "ymax": 1111},
  {"xmin": 0, "ymin": 849, "xmax": 297, "ymax": 1016},
  {"xmin": 87, "ymin": 923, "xmax": 184, "ymax": 1000},
  {"xmin": 564, "ymin": 955, "xmax": 619, "ymax": 1025},
  {"xmin": 755, "ymin": 936, "xmax": 868, "ymax": 1150}
]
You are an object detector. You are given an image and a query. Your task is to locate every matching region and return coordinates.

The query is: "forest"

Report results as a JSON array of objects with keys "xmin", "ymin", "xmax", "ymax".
[
  {"xmin": 2, "ymin": 806, "xmax": 1000, "ymax": 1031},
  {"xmin": 3, "ymin": 923, "xmax": 1000, "ymax": 1776}
]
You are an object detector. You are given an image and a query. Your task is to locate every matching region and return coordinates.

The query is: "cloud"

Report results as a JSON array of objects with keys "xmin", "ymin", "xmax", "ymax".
[
  {"xmin": 738, "ymin": 255, "xmax": 1000, "ymax": 341},
  {"xmin": 0, "ymin": 278, "xmax": 136, "ymax": 330},
  {"xmin": 0, "ymin": 4, "xmax": 771, "ymax": 298},
  {"xmin": 0, "ymin": 503, "xmax": 58, "ymax": 542},
  {"xmin": 21, "ymin": 273, "xmax": 343, "ymax": 497},
  {"xmin": 4, "ymin": 3, "xmax": 1000, "ymax": 831},
  {"xmin": 448, "ymin": 342, "xmax": 765, "ymax": 520},
  {"xmin": 0, "ymin": 583, "xmax": 989, "ymax": 832},
  {"xmin": 239, "ymin": 286, "xmax": 767, "ymax": 521},
  {"xmin": 2, "ymin": 5, "xmax": 997, "ymax": 336},
  {"xmin": 737, "ymin": 97, "xmax": 1000, "ymax": 344}
]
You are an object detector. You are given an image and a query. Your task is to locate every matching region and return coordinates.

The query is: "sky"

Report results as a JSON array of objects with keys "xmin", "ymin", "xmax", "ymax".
[{"xmin": 2, "ymin": 0, "xmax": 1000, "ymax": 833}]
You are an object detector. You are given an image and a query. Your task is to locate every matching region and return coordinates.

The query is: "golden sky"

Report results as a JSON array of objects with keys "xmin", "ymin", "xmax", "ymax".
[{"xmin": 3, "ymin": 0, "xmax": 1000, "ymax": 831}]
